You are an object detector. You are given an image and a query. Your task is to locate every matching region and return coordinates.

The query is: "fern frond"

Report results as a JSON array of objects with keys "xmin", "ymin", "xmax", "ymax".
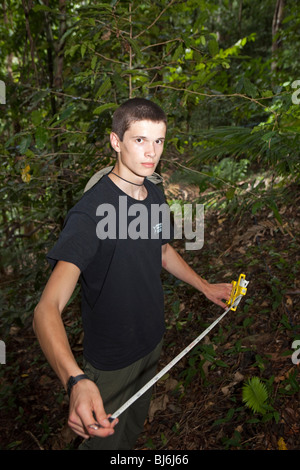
[
  {"xmin": 242, "ymin": 377, "xmax": 269, "ymax": 415},
  {"xmin": 187, "ymin": 125, "xmax": 300, "ymax": 176}
]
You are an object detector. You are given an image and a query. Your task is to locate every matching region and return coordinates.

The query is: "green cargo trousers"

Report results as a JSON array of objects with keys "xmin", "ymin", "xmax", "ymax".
[{"xmin": 78, "ymin": 339, "xmax": 163, "ymax": 450}]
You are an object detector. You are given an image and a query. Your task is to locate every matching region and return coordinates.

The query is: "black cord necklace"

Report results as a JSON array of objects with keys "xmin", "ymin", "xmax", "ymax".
[{"xmin": 110, "ymin": 171, "xmax": 144, "ymax": 187}]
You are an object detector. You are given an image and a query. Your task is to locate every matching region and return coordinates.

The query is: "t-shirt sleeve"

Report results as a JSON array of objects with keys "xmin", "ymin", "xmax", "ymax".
[{"xmin": 46, "ymin": 212, "xmax": 99, "ymax": 272}]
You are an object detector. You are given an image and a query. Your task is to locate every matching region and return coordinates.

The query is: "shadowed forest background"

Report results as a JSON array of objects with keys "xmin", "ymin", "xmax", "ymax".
[{"xmin": 0, "ymin": 0, "xmax": 299, "ymax": 450}]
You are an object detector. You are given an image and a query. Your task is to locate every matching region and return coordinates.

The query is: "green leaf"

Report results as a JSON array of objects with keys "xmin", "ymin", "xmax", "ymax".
[
  {"xmin": 172, "ymin": 44, "xmax": 183, "ymax": 62},
  {"xmin": 214, "ymin": 360, "xmax": 229, "ymax": 367},
  {"xmin": 32, "ymin": 5, "xmax": 56, "ymax": 13},
  {"xmin": 200, "ymin": 35, "xmax": 206, "ymax": 46},
  {"xmin": 251, "ymin": 200, "xmax": 263, "ymax": 214},
  {"xmin": 236, "ymin": 77, "xmax": 258, "ymax": 97},
  {"xmin": 226, "ymin": 187, "xmax": 236, "ymax": 200},
  {"xmin": 95, "ymin": 78, "xmax": 112, "ymax": 99},
  {"xmin": 31, "ymin": 110, "xmax": 43, "ymax": 126},
  {"xmin": 267, "ymin": 198, "xmax": 282, "ymax": 224},
  {"xmin": 93, "ymin": 103, "xmax": 118, "ymax": 115},
  {"xmin": 61, "ymin": 105, "xmax": 75, "ymax": 120},
  {"xmin": 212, "ymin": 408, "xmax": 235, "ymax": 427},
  {"xmin": 35, "ymin": 128, "xmax": 48, "ymax": 149},
  {"xmin": 243, "ymin": 77, "xmax": 258, "ymax": 98},
  {"xmin": 79, "ymin": 3, "xmax": 112, "ymax": 11},
  {"xmin": 112, "ymin": 73, "xmax": 127, "ymax": 93},
  {"xmin": 208, "ymin": 38, "xmax": 219, "ymax": 57},
  {"xmin": 81, "ymin": 44, "xmax": 87, "ymax": 58},
  {"xmin": 91, "ymin": 56, "xmax": 97, "ymax": 70},
  {"xmin": 127, "ymin": 38, "xmax": 142, "ymax": 60},
  {"xmin": 242, "ymin": 377, "xmax": 268, "ymax": 414},
  {"xmin": 19, "ymin": 135, "xmax": 32, "ymax": 154},
  {"xmin": 236, "ymin": 78, "xmax": 244, "ymax": 93},
  {"xmin": 65, "ymin": 44, "xmax": 80, "ymax": 58}
]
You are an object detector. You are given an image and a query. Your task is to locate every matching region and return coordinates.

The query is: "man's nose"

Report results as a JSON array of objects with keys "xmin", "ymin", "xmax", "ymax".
[{"xmin": 145, "ymin": 141, "xmax": 156, "ymax": 157}]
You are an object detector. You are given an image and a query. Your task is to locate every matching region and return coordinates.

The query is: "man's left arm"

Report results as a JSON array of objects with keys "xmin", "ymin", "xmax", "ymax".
[{"xmin": 161, "ymin": 243, "xmax": 232, "ymax": 309}]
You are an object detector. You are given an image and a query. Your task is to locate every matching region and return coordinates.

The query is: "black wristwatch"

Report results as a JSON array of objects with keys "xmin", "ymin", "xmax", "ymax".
[{"xmin": 67, "ymin": 374, "xmax": 91, "ymax": 397}]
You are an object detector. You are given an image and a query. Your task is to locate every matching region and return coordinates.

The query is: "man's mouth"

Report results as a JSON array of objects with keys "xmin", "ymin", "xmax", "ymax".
[{"xmin": 141, "ymin": 163, "xmax": 155, "ymax": 167}]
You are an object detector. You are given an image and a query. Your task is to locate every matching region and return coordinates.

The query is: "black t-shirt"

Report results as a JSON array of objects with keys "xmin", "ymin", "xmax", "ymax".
[{"xmin": 47, "ymin": 175, "xmax": 172, "ymax": 370}]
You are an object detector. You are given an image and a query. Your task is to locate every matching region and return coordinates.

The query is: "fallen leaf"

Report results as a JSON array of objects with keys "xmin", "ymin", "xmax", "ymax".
[
  {"xmin": 277, "ymin": 437, "xmax": 288, "ymax": 450},
  {"xmin": 148, "ymin": 395, "xmax": 169, "ymax": 423},
  {"xmin": 164, "ymin": 377, "xmax": 179, "ymax": 392},
  {"xmin": 233, "ymin": 371, "xmax": 244, "ymax": 382},
  {"xmin": 285, "ymin": 296, "xmax": 293, "ymax": 308},
  {"xmin": 39, "ymin": 375, "xmax": 52, "ymax": 386},
  {"xmin": 221, "ymin": 385, "xmax": 231, "ymax": 396},
  {"xmin": 51, "ymin": 424, "xmax": 77, "ymax": 450},
  {"xmin": 274, "ymin": 375, "xmax": 286, "ymax": 383},
  {"xmin": 221, "ymin": 371, "xmax": 244, "ymax": 395}
]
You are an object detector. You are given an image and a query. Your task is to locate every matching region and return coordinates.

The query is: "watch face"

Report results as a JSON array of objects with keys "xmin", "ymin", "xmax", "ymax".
[{"xmin": 67, "ymin": 374, "xmax": 88, "ymax": 396}]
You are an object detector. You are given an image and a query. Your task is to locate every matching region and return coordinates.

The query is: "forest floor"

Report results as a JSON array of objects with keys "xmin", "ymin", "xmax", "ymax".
[{"xmin": 0, "ymin": 182, "xmax": 299, "ymax": 451}]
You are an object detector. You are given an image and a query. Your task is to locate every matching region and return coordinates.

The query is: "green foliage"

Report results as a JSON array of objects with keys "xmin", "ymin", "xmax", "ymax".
[
  {"xmin": 3, "ymin": 0, "xmax": 278, "ymax": 328},
  {"xmin": 242, "ymin": 377, "xmax": 269, "ymax": 415},
  {"xmin": 0, "ymin": 0, "xmax": 299, "ymax": 365},
  {"xmin": 0, "ymin": 0, "xmax": 299, "ymax": 450}
]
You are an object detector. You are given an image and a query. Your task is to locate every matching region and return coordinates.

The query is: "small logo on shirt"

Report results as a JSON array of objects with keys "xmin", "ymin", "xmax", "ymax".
[{"xmin": 153, "ymin": 223, "xmax": 162, "ymax": 234}]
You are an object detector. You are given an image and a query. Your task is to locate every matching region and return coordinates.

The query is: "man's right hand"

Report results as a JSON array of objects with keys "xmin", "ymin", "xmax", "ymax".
[
  {"xmin": 68, "ymin": 378, "xmax": 118, "ymax": 439},
  {"xmin": 33, "ymin": 260, "xmax": 118, "ymax": 439}
]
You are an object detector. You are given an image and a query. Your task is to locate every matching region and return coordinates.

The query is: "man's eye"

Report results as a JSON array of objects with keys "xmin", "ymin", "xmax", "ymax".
[
  {"xmin": 156, "ymin": 139, "xmax": 164, "ymax": 145},
  {"xmin": 136, "ymin": 138, "xmax": 143, "ymax": 143}
]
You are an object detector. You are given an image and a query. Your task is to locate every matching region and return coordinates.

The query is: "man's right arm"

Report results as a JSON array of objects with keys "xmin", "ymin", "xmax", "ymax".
[{"xmin": 33, "ymin": 260, "xmax": 117, "ymax": 438}]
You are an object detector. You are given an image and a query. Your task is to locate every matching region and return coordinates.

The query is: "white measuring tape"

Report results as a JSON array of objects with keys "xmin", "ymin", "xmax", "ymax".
[{"xmin": 103, "ymin": 274, "xmax": 249, "ymax": 423}]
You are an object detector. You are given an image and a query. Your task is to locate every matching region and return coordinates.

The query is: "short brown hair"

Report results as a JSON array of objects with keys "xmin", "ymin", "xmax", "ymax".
[{"xmin": 112, "ymin": 97, "xmax": 167, "ymax": 141}]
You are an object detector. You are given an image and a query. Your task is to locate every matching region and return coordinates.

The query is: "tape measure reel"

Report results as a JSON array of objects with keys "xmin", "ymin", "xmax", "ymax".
[{"xmin": 226, "ymin": 273, "xmax": 249, "ymax": 311}]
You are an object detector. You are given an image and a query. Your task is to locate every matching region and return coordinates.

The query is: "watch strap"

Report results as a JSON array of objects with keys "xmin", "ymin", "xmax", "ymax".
[{"xmin": 67, "ymin": 373, "xmax": 91, "ymax": 397}]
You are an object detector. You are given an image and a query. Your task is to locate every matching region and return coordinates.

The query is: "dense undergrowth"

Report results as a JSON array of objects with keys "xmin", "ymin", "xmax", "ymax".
[
  {"xmin": 0, "ymin": 183, "xmax": 299, "ymax": 451},
  {"xmin": 1, "ymin": 0, "xmax": 300, "ymax": 452}
]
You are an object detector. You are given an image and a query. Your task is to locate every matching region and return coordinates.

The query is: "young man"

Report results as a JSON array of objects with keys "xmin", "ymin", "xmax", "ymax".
[{"xmin": 33, "ymin": 98, "xmax": 232, "ymax": 450}]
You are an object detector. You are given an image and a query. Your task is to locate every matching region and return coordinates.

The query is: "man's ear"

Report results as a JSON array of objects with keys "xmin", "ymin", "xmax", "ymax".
[{"xmin": 110, "ymin": 132, "xmax": 121, "ymax": 154}]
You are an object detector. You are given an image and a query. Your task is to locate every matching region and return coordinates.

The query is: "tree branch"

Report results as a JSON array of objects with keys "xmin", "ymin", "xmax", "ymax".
[
  {"xmin": 21, "ymin": 0, "xmax": 39, "ymax": 83},
  {"xmin": 147, "ymin": 83, "xmax": 279, "ymax": 116},
  {"xmin": 134, "ymin": 0, "xmax": 177, "ymax": 39}
]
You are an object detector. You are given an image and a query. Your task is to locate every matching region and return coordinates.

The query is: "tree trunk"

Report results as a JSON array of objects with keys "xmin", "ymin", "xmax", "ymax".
[
  {"xmin": 21, "ymin": 0, "xmax": 39, "ymax": 83},
  {"xmin": 238, "ymin": 0, "xmax": 243, "ymax": 38},
  {"xmin": 44, "ymin": 0, "xmax": 71, "ymax": 225},
  {"xmin": 54, "ymin": 0, "xmax": 67, "ymax": 89},
  {"xmin": 271, "ymin": 0, "xmax": 285, "ymax": 73}
]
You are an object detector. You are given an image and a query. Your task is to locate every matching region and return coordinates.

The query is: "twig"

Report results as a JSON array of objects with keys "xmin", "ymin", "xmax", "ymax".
[
  {"xmin": 86, "ymin": 44, "xmax": 127, "ymax": 65},
  {"xmin": 23, "ymin": 84, "xmax": 98, "ymax": 102},
  {"xmin": 147, "ymin": 83, "xmax": 278, "ymax": 115},
  {"xmin": 134, "ymin": 0, "xmax": 177, "ymax": 39},
  {"xmin": 141, "ymin": 38, "xmax": 183, "ymax": 52},
  {"xmin": 25, "ymin": 430, "xmax": 44, "ymax": 450}
]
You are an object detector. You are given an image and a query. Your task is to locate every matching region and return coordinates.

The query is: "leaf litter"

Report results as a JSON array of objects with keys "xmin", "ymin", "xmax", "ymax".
[{"xmin": 0, "ymin": 189, "xmax": 299, "ymax": 451}]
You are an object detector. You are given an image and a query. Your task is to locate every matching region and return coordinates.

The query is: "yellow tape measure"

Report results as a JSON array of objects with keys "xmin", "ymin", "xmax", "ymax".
[{"xmin": 226, "ymin": 273, "xmax": 248, "ymax": 311}]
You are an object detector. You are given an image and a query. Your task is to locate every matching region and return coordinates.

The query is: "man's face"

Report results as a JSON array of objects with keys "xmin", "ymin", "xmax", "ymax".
[{"xmin": 110, "ymin": 119, "xmax": 166, "ymax": 178}]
